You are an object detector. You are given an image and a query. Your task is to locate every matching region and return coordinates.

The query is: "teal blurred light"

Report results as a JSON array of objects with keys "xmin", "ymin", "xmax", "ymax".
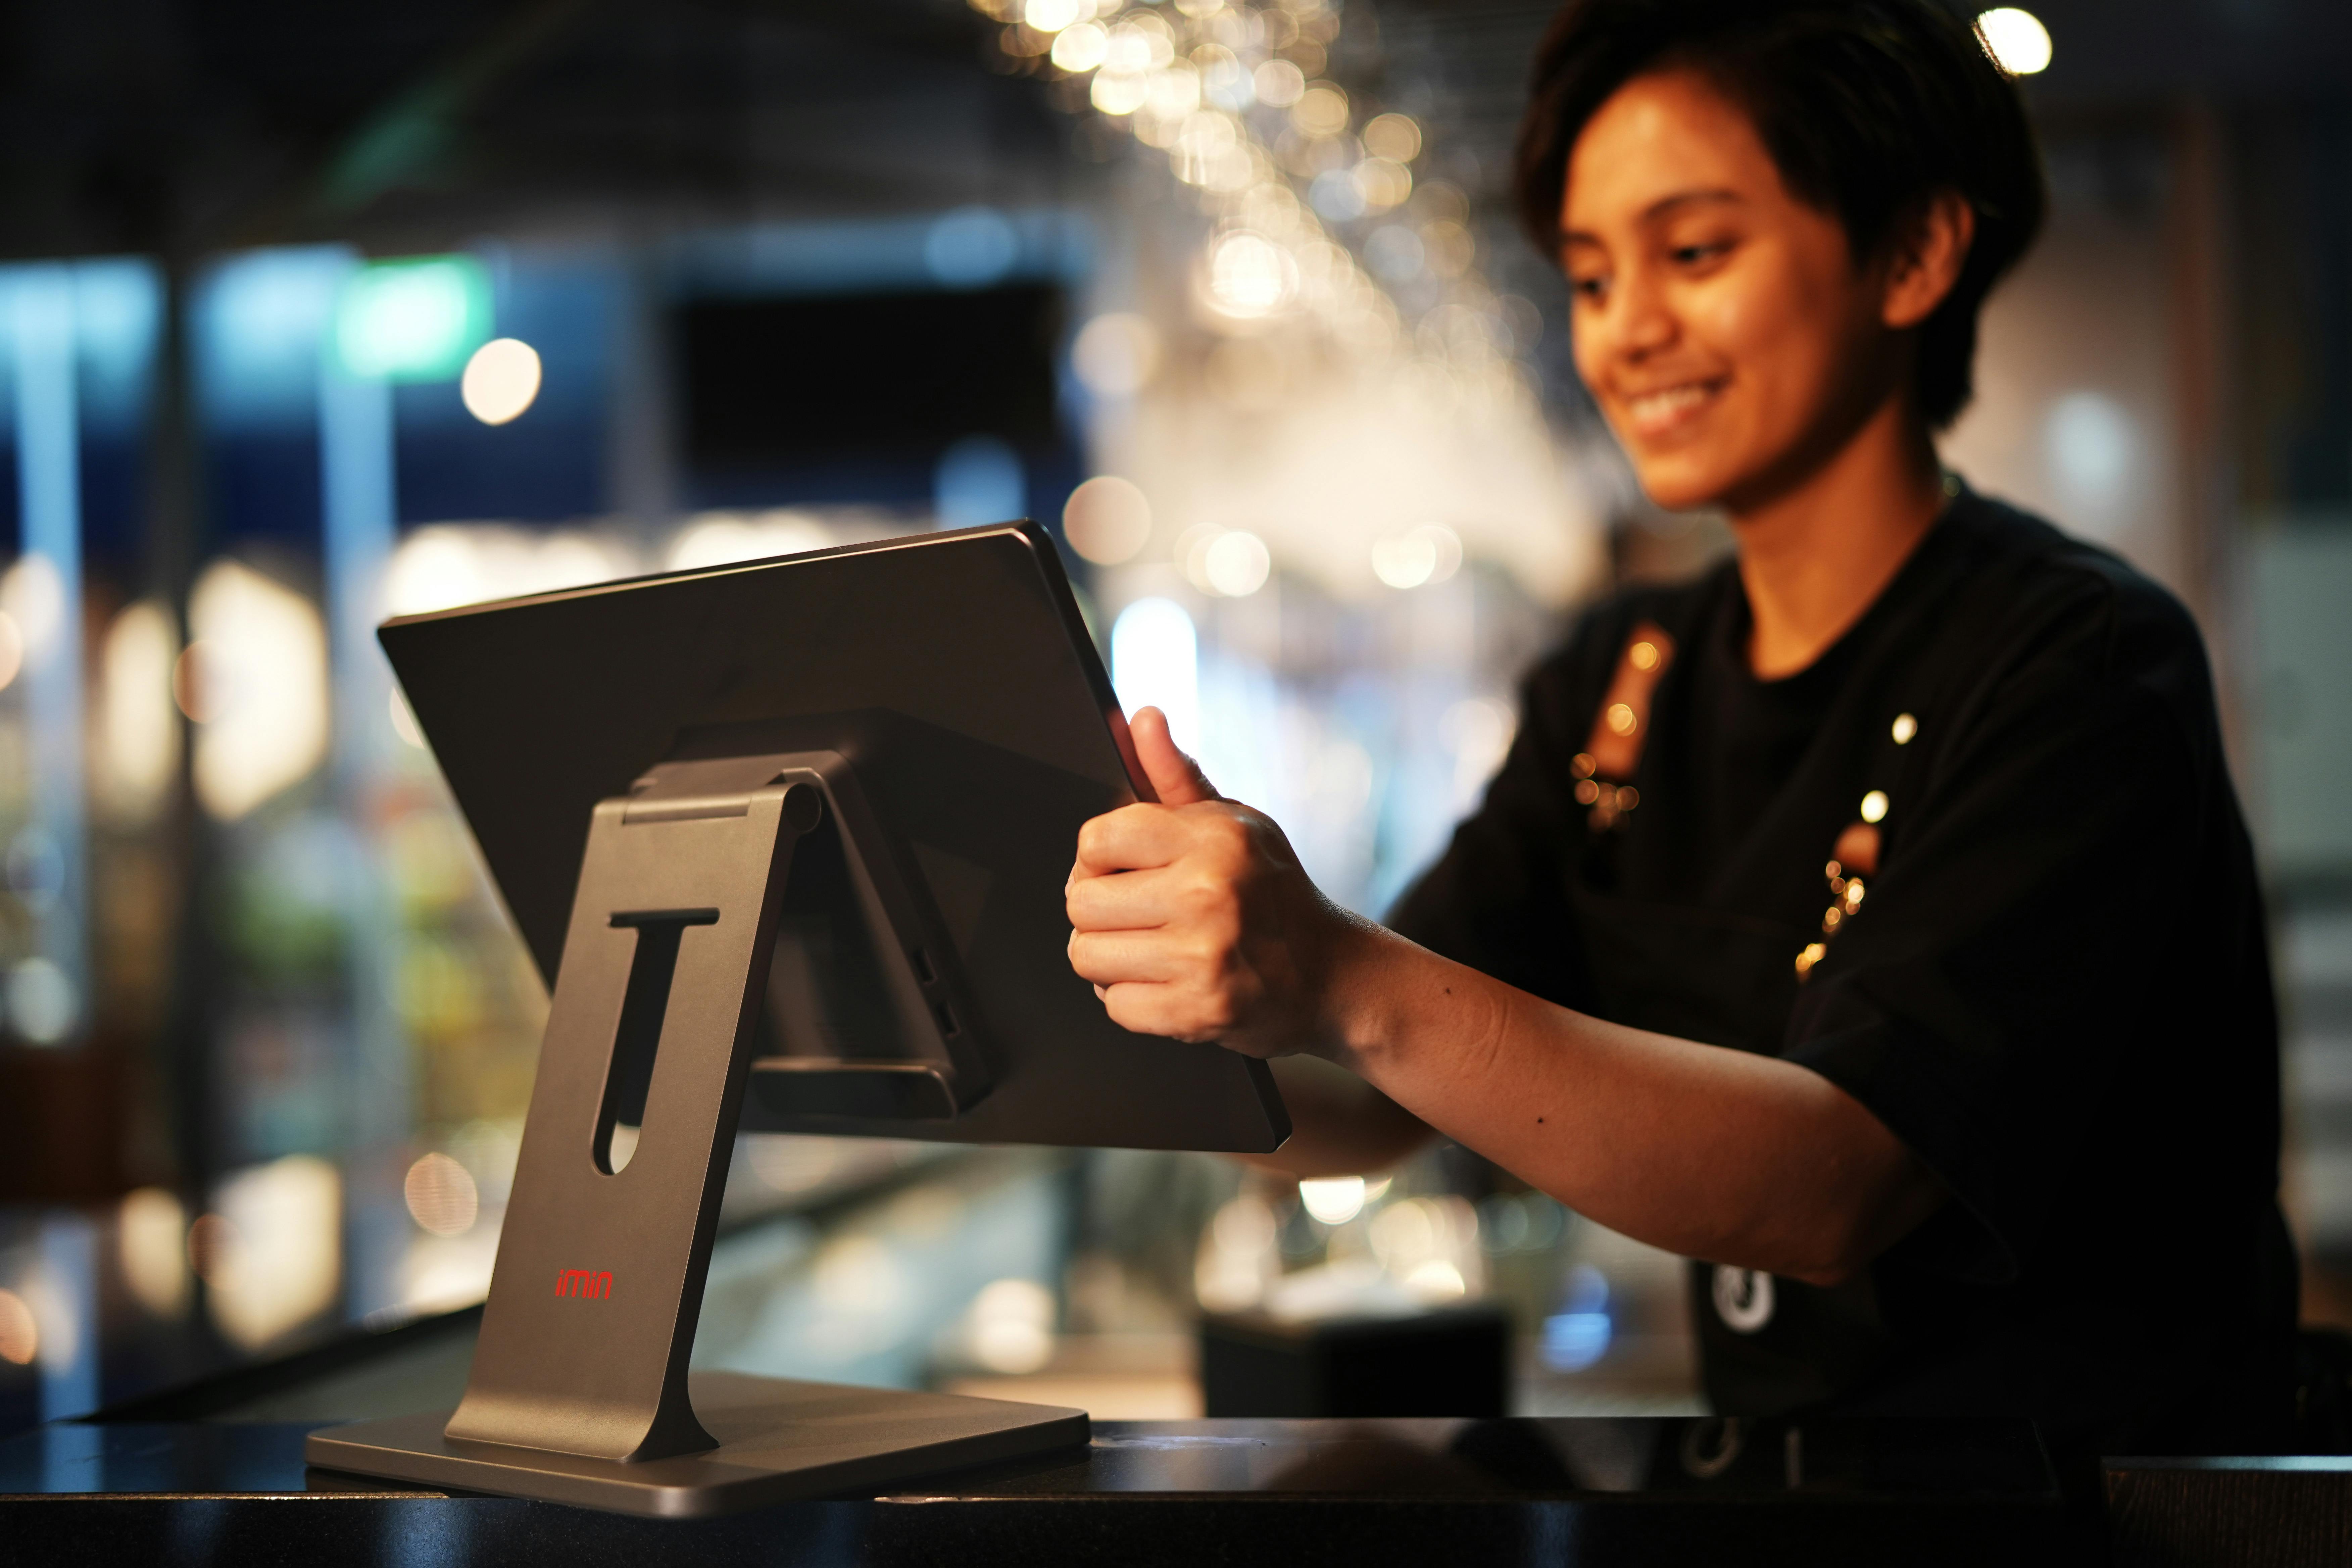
[{"xmin": 334, "ymin": 256, "xmax": 490, "ymax": 381}]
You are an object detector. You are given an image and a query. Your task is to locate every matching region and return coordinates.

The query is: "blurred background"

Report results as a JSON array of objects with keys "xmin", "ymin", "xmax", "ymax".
[{"xmin": 0, "ymin": 0, "xmax": 2347, "ymax": 1435}]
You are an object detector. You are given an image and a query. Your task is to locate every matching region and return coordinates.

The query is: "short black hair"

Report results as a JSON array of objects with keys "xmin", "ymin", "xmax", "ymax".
[{"xmin": 1513, "ymin": 0, "xmax": 2046, "ymax": 429}]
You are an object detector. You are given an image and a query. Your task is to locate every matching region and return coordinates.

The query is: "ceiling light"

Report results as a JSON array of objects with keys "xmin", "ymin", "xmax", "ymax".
[{"xmin": 1975, "ymin": 7, "xmax": 2051, "ymax": 74}]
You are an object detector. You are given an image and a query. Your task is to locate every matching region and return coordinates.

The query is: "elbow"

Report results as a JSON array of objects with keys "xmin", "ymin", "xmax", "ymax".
[
  {"xmin": 1772, "ymin": 1111, "xmax": 1944, "ymax": 1288},
  {"xmin": 1765, "ymin": 1207, "xmax": 1894, "ymax": 1290},
  {"xmin": 1777, "ymin": 1179, "xmax": 1943, "ymax": 1288}
]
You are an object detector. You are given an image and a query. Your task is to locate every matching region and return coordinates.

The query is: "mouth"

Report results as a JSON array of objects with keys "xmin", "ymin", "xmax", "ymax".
[{"xmin": 1617, "ymin": 378, "xmax": 1726, "ymax": 440}]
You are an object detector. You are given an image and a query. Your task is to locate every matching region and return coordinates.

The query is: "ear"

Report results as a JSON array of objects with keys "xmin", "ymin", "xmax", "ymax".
[{"xmin": 1880, "ymin": 189, "xmax": 1976, "ymax": 332}]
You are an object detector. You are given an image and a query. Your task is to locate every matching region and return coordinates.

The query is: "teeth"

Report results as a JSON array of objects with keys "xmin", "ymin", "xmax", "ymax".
[{"xmin": 1627, "ymin": 383, "xmax": 1713, "ymax": 422}]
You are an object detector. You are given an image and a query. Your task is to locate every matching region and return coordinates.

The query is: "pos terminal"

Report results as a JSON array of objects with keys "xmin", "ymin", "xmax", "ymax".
[{"xmin": 304, "ymin": 522, "xmax": 1289, "ymax": 1514}]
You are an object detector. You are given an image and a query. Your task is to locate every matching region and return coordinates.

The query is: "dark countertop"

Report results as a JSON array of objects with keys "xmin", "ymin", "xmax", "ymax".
[{"xmin": 2, "ymin": 1413, "xmax": 2073, "ymax": 1566}]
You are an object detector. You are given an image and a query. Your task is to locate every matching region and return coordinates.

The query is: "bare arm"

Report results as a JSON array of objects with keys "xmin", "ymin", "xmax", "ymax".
[
  {"xmin": 1068, "ymin": 709, "xmax": 1944, "ymax": 1287},
  {"xmin": 1242, "ymin": 1056, "xmax": 1437, "ymax": 1179}
]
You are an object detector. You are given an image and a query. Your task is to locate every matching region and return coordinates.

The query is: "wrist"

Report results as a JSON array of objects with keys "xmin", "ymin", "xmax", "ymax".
[{"xmin": 1310, "ymin": 912, "xmax": 1412, "ymax": 1074}]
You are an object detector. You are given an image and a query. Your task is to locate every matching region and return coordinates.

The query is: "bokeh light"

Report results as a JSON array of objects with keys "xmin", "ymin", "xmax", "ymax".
[
  {"xmin": 1072, "ymin": 312, "xmax": 1163, "ymax": 396},
  {"xmin": 963, "ymin": 1277, "xmax": 1056, "ymax": 1374},
  {"xmin": 1298, "ymin": 1175, "xmax": 1366, "ymax": 1225},
  {"xmin": 197, "ymin": 1155, "xmax": 344, "ymax": 1352},
  {"xmin": 1541, "ymin": 1265, "xmax": 1614, "ymax": 1371},
  {"xmin": 1110, "ymin": 598, "xmax": 1199, "ymax": 753},
  {"xmin": 1976, "ymin": 7, "xmax": 2051, "ymax": 74},
  {"xmin": 186, "ymin": 558, "xmax": 331, "ymax": 822},
  {"xmin": 334, "ymin": 255, "xmax": 490, "ymax": 381},
  {"xmin": 1252, "ymin": 57, "xmax": 1306, "ymax": 108},
  {"xmin": 1290, "ymin": 82, "xmax": 1349, "ymax": 138},
  {"xmin": 1203, "ymin": 529, "xmax": 1272, "ymax": 597},
  {"xmin": 1204, "ymin": 231, "xmax": 1295, "ymax": 319},
  {"xmin": 1362, "ymin": 112, "xmax": 1423, "ymax": 163},
  {"xmin": 9, "ymin": 957, "xmax": 77, "ymax": 1044},
  {"xmin": 118, "ymin": 1187, "xmax": 191, "ymax": 1319},
  {"xmin": 1371, "ymin": 523, "xmax": 1464, "ymax": 589},
  {"xmin": 0, "ymin": 554, "xmax": 65, "ymax": 655},
  {"xmin": 1354, "ymin": 156, "xmax": 1413, "ymax": 213},
  {"xmin": 459, "ymin": 337, "xmax": 542, "ymax": 425},
  {"xmin": 667, "ymin": 510, "xmax": 833, "ymax": 571},
  {"xmin": 1115, "ymin": 12, "xmax": 1174, "ymax": 69},
  {"xmin": 1022, "ymin": 0, "xmax": 1082, "ymax": 33},
  {"xmin": 1091, "ymin": 70, "xmax": 1147, "ymax": 115},
  {"xmin": 1194, "ymin": 1194, "xmax": 1278, "ymax": 1312},
  {"xmin": 1050, "ymin": 19, "xmax": 1108, "ymax": 71},
  {"xmin": 97, "ymin": 601, "xmax": 180, "ymax": 824},
  {"xmin": 404, "ymin": 1151, "xmax": 481, "ymax": 1236},
  {"xmin": 924, "ymin": 206, "xmax": 1020, "ymax": 290},
  {"xmin": 1063, "ymin": 476, "xmax": 1154, "ymax": 566}
]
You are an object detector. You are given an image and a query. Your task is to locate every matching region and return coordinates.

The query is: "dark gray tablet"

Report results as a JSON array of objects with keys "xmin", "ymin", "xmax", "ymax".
[{"xmin": 378, "ymin": 520, "xmax": 1289, "ymax": 1153}]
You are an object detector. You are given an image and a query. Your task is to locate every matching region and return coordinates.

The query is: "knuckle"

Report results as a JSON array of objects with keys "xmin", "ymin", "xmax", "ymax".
[
  {"xmin": 1178, "ymin": 876, "xmax": 1230, "ymax": 923},
  {"xmin": 1186, "ymin": 926, "xmax": 1234, "ymax": 973}
]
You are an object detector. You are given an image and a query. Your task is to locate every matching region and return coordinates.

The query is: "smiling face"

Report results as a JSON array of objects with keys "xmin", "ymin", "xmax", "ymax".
[{"xmin": 1561, "ymin": 69, "xmax": 1904, "ymax": 516}]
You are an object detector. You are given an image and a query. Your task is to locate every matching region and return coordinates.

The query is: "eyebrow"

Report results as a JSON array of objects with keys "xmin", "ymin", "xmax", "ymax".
[{"xmin": 1560, "ymin": 188, "xmax": 1746, "ymax": 247}]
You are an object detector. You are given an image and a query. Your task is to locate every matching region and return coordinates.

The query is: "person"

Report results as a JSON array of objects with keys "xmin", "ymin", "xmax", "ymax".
[{"xmin": 1065, "ymin": 0, "xmax": 2297, "ymax": 1450}]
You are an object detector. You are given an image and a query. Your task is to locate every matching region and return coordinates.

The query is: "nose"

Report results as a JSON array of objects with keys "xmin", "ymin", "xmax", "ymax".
[
  {"xmin": 1609, "ymin": 263, "xmax": 1678, "ymax": 361},
  {"xmin": 1580, "ymin": 258, "xmax": 1674, "ymax": 378}
]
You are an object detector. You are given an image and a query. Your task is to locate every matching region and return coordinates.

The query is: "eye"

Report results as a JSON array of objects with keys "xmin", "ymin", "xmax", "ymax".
[
  {"xmin": 1669, "ymin": 238, "xmax": 1734, "ymax": 267},
  {"xmin": 1567, "ymin": 273, "xmax": 1609, "ymax": 304}
]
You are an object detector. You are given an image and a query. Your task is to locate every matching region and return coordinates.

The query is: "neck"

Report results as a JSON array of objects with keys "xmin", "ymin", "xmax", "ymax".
[{"xmin": 1727, "ymin": 394, "xmax": 1946, "ymax": 679}]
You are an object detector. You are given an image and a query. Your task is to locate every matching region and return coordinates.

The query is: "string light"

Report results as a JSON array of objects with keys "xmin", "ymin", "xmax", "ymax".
[{"xmin": 973, "ymin": 0, "xmax": 1548, "ymax": 602}]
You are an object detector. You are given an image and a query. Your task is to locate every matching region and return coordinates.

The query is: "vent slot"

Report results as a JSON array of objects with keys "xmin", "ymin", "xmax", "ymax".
[{"xmin": 595, "ymin": 908, "xmax": 719, "ymax": 1174}]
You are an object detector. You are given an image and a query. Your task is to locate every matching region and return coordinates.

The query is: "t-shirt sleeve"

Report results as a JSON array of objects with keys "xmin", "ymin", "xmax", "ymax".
[
  {"xmin": 1384, "ymin": 626, "xmax": 1609, "ymax": 1013},
  {"xmin": 1784, "ymin": 581, "xmax": 2221, "ymax": 1285}
]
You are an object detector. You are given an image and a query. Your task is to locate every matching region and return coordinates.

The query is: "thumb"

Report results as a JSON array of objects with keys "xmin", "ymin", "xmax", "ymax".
[{"xmin": 1130, "ymin": 706, "xmax": 1221, "ymax": 805}]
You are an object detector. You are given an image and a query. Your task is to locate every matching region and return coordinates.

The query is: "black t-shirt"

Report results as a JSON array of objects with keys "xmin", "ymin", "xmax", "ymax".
[{"xmin": 1389, "ymin": 488, "xmax": 2297, "ymax": 1444}]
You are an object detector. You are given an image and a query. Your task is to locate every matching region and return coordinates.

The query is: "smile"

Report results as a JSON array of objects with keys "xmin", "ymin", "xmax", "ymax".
[{"xmin": 1620, "ymin": 379, "xmax": 1724, "ymax": 438}]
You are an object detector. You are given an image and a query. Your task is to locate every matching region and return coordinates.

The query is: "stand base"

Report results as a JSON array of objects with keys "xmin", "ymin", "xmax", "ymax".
[{"xmin": 303, "ymin": 1371, "xmax": 1088, "ymax": 1518}]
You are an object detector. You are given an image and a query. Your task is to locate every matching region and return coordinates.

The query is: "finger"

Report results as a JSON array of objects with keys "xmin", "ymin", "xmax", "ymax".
[
  {"xmin": 1067, "ymin": 929, "xmax": 1190, "ymax": 986},
  {"xmin": 1097, "ymin": 981, "xmax": 1223, "ymax": 1044},
  {"xmin": 1130, "ymin": 707, "xmax": 1220, "ymax": 806},
  {"xmin": 1067, "ymin": 864, "xmax": 1190, "ymax": 932},
  {"xmin": 1073, "ymin": 802, "xmax": 1199, "ymax": 878}
]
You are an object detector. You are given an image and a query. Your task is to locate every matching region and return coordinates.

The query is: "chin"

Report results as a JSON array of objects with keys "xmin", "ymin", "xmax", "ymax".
[{"xmin": 1625, "ymin": 453, "xmax": 1733, "ymax": 515}]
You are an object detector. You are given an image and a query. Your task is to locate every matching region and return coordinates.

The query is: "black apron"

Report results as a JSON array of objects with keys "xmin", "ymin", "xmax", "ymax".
[
  {"xmin": 1564, "ymin": 563, "xmax": 1977, "ymax": 1417},
  {"xmin": 1573, "ymin": 881, "xmax": 1900, "ymax": 1412}
]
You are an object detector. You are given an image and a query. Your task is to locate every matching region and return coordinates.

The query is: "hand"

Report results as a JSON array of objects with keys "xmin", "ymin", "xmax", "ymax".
[{"xmin": 1066, "ymin": 707, "xmax": 1366, "ymax": 1057}]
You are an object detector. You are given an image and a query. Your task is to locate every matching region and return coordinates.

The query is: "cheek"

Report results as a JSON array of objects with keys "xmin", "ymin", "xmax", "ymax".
[
  {"xmin": 1695, "ymin": 270, "xmax": 1796, "ymax": 382},
  {"xmin": 1697, "ymin": 261, "xmax": 1848, "ymax": 419}
]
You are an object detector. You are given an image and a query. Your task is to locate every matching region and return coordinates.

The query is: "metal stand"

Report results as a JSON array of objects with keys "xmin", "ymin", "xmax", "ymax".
[{"xmin": 306, "ymin": 755, "xmax": 1085, "ymax": 1516}]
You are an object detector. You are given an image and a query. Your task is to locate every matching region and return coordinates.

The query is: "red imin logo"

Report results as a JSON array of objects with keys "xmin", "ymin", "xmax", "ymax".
[{"xmin": 554, "ymin": 1269, "xmax": 613, "ymax": 1300}]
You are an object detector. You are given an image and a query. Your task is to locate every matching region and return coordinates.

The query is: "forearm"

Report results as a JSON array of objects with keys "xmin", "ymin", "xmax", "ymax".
[
  {"xmin": 1060, "ymin": 715, "xmax": 1937, "ymax": 1280},
  {"xmin": 1239, "ymin": 1056, "xmax": 1436, "ymax": 1178},
  {"xmin": 1318, "ymin": 925, "xmax": 1940, "ymax": 1284}
]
